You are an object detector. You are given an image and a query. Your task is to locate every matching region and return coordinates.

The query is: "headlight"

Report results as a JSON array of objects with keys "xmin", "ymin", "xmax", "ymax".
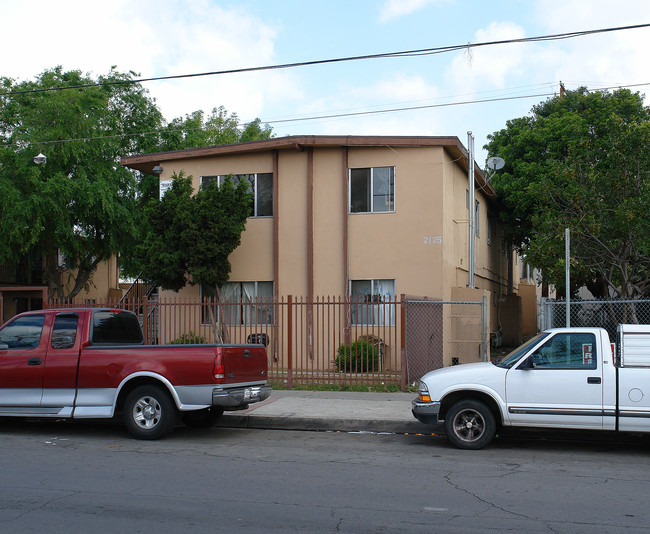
[{"xmin": 418, "ymin": 381, "xmax": 431, "ymax": 402}]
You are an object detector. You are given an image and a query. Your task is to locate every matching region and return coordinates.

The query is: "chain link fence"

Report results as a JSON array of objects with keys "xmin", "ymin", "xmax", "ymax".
[
  {"xmin": 403, "ymin": 298, "xmax": 487, "ymax": 385},
  {"xmin": 540, "ymin": 298, "xmax": 650, "ymax": 339}
]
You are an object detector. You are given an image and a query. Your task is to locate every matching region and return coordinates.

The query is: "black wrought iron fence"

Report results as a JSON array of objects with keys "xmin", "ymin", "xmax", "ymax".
[{"xmin": 47, "ymin": 294, "xmax": 488, "ymax": 390}]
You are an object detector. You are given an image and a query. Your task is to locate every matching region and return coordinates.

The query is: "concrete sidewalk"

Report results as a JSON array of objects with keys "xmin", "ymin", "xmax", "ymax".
[{"xmin": 217, "ymin": 389, "xmax": 433, "ymax": 434}]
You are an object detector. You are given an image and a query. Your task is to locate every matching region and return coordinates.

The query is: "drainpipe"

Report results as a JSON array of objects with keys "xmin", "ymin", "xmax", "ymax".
[{"xmin": 467, "ymin": 132, "xmax": 475, "ymax": 289}]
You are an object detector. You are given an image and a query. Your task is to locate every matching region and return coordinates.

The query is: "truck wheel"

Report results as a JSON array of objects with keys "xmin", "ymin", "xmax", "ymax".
[
  {"xmin": 444, "ymin": 400, "xmax": 496, "ymax": 450},
  {"xmin": 124, "ymin": 385, "xmax": 176, "ymax": 440},
  {"xmin": 182, "ymin": 407, "xmax": 224, "ymax": 428}
]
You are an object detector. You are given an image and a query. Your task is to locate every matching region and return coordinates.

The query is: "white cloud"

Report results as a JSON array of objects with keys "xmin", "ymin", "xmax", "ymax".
[
  {"xmin": 1, "ymin": 0, "xmax": 297, "ymax": 123},
  {"xmin": 445, "ymin": 21, "xmax": 528, "ymax": 92},
  {"xmin": 350, "ymin": 73, "xmax": 439, "ymax": 102},
  {"xmin": 379, "ymin": 0, "xmax": 449, "ymax": 23},
  {"xmin": 271, "ymin": 73, "xmax": 447, "ymax": 137},
  {"xmin": 533, "ymin": 0, "xmax": 650, "ymax": 33},
  {"xmin": 532, "ymin": 0, "xmax": 650, "ymax": 93}
]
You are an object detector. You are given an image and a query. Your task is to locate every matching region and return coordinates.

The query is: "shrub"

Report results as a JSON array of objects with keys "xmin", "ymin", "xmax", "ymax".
[
  {"xmin": 169, "ymin": 331, "xmax": 207, "ymax": 344},
  {"xmin": 335, "ymin": 339, "xmax": 381, "ymax": 372}
]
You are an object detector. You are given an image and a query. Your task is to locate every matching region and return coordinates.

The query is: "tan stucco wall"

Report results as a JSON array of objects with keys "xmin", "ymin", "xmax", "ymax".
[
  {"xmin": 439, "ymin": 149, "xmax": 517, "ymax": 338},
  {"xmin": 312, "ymin": 148, "xmax": 347, "ymax": 295},
  {"xmin": 276, "ymin": 150, "xmax": 309, "ymax": 296},
  {"xmin": 442, "ymin": 150, "xmax": 471, "ymax": 295},
  {"xmin": 151, "ymin": 143, "xmax": 516, "ymax": 311},
  {"xmin": 347, "ymin": 146, "xmax": 444, "ymax": 298},
  {"xmin": 58, "ymin": 255, "xmax": 121, "ymax": 301},
  {"xmin": 449, "ymin": 287, "xmax": 491, "ymax": 365}
]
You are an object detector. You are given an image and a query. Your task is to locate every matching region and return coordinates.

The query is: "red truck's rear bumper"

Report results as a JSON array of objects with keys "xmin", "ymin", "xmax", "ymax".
[{"xmin": 212, "ymin": 385, "xmax": 272, "ymax": 409}]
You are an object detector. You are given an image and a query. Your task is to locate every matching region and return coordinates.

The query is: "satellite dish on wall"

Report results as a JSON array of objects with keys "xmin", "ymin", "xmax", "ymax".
[{"xmin": 486, "ymin": 156, "xmax": 505, "ymax": 171}]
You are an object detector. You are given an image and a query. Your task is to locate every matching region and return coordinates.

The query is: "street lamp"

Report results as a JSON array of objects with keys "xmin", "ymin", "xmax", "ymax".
[{"xmin": 33, "ymin": 152, "xmax": 47, "ymax": 165}]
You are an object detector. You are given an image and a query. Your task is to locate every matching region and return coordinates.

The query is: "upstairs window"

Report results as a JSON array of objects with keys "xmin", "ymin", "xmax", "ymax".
[
  {"xmin": 201, "ymin": 173, "xmax": 273, "ymax": 217},
  {"xmin": 349, "ymin": 167, "xmax": 395, "ymax": 213}
]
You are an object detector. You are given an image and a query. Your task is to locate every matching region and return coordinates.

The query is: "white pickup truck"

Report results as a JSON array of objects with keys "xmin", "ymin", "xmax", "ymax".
[{"xmin": 412, "ymin": 325, "xmax": 650, "ymax": 449}]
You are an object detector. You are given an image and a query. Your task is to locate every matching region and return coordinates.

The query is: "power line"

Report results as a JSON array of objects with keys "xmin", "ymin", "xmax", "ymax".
[
  {"xmin": 2, "ymin": 23, "xmax": 649, "ymax": 97},
  {"xmin": 264, "ymin": 82, "xmax": 650, "ymax": 124},
  {"xmin": 266, "ymin": 92, "xmax": 556, "ymax": 124},
  {"xmin": 2, "ymin": 81, "xmax": 648, "ymax": 150}
]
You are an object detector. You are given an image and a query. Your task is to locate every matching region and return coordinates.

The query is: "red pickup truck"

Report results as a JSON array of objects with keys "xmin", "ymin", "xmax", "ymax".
[{"xmin": 0, "ymin": 308, "xmax": 271, "ymax": 439}]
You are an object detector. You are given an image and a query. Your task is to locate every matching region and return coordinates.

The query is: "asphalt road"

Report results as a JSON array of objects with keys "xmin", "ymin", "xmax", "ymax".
[{"xmin": 2, "ymin": 419, "xmax": 650, "ymax": 533}]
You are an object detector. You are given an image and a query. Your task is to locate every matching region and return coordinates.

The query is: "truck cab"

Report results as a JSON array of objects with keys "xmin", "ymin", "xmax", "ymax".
[{"xmin": 412, "ymin": 326, "xmax": 650, "ymax": 449}]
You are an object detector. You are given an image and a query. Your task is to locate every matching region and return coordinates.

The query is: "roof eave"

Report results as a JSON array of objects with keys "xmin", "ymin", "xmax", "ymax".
[{"xmin": 120, "ymin": 134, "xmax": 495, "ymax": 199}]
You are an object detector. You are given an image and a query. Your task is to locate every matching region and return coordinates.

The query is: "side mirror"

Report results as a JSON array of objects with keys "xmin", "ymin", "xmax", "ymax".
[{"xmin": 0, "ymin": 342, "xmax": 8, "ymax": 351}]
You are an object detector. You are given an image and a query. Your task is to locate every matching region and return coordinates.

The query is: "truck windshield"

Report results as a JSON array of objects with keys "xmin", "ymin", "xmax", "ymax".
[{"xmin": 495, "ymin": 332, "xmax": 550, "ymax": 369}]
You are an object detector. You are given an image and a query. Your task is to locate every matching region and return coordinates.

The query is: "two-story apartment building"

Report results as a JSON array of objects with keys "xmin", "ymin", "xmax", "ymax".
[{"xmin": 122, "ymin": 136, "xmax": 523, "ymax": 373}]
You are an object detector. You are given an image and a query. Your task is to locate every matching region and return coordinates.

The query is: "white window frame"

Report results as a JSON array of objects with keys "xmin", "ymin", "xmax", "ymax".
[
  {"xmin": 349, "ymin": 279, "xmax": 396, "ymax": 326},
  {"xmin": 200, "ymin": 173, "xmax": 273, "ymax": 218},
  {"xmin": 201, "ymin": 281, "xmax": 274, "ymax": 326},
  {"xmin": 348, "ymin": 167, "xmax": 395, "ymax": 214}
]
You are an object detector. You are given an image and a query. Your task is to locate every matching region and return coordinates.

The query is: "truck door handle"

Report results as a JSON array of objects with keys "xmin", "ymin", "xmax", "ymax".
[
  {"xmin": 28, "ymin": 358, "xmax": 42, "ymax": 366},
  {"xmin": 587, "ymin": 377, "xmax": 601, "ymax": 384}
]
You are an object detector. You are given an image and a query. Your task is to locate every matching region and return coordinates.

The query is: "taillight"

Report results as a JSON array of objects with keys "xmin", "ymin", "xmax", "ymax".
[{"xmin": 214, "ymin": 353, "xmax": 225, "ymax": 379}]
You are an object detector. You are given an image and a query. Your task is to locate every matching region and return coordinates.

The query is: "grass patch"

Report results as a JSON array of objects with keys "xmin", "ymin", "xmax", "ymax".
[{"xmin": 268, "ymin": 381, "xmax": 416, "ymax": 393}]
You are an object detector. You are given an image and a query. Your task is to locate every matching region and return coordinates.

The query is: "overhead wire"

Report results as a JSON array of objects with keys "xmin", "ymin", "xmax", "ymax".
[
  {"xmin": 1, "ymin": 23, "xmax": 649, "ymax": 97},
  {"xmin": 1, "ymin": 81, "xmax": 649, "ymax": 150},
  {"xmin": 0, "ymin": 22, "xmax": 649, "ymax": 149}
]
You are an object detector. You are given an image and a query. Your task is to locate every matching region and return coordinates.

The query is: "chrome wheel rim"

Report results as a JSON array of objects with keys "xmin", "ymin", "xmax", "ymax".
[
  {"xmin": 452, "ymin": 408, "xmax": 485, "ymax": 443},
  {"xmin": 132, "ymin": 395, "xmax": 162, "ymax": 429}
]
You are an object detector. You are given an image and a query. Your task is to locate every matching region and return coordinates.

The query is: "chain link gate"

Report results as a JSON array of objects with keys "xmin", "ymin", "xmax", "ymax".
[{"xmin": 403, "ymin": 298, "xmax": 487, "ymax": 386}]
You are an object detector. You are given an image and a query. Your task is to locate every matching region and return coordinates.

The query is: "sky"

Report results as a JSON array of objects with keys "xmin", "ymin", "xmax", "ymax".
[{"xmin": 3, "ymin": 0, "xmax": 650, "ymax": 163}]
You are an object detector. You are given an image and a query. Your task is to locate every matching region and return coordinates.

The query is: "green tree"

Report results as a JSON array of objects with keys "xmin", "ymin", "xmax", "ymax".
[
  {"xmin": 158, "ymin": 106, "xmax": 272, "ymax": 152},
  {"xmin": 120, "ymin": 106, "xmax": 273, "ymax": 280},
  {"xmin": 136, "ymin": 171, "xmax": 253, "ymax": 342},
  {"xmin": 485, "ymin": 88, "xmax": 650, "ymax": 299},
  {"xmin": 137, "ymin": 171, "xmax": 253, "ymax": 292},
  {"xmin": 0, "ymin": 67, "xmax": 164, "ymax": 298},
  {"xmin": 1, "ymin": 67, "xmax": 273, "ymax": 299}
]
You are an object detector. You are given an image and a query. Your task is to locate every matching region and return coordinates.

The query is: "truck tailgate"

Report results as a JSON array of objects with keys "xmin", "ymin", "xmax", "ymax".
[{"xmin": 220, "ymin": 345, "xmax": 268, "ymax": 383}]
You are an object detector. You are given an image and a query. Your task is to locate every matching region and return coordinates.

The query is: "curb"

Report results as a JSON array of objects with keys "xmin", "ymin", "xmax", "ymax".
[{"xmin": 217, "ymin": 414, "xmax": 431, "ymax": 434}]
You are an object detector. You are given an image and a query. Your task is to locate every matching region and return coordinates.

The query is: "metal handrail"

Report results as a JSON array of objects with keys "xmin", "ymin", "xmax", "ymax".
[{"xmin": 119, "ymin": 272, "xmax": 156, "ymax": 305}]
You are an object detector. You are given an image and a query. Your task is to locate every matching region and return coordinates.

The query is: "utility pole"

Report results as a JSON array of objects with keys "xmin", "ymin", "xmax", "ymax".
[{"xmin": 566, "ymin": 227, "xmax": 570, "ymax": 327}]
